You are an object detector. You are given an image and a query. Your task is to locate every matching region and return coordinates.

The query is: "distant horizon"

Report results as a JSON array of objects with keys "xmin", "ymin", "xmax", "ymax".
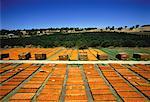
[
  {"xmin": 1, "ymin": 24, "xmax": 149, "ymax": 31},
  {"xmin": 1, "ymin": 0, "xmax": 150, "ymax": 30}
]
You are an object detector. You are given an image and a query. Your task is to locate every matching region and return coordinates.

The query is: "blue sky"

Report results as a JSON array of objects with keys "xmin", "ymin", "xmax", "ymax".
[{"xmin": 1, "ymin": 0, "xmax": 150, "ymax": 30}]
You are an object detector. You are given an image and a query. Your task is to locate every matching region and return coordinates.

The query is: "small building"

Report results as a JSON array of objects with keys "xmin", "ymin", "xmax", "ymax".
[
  {"xmin": 18, "ymin": 52, "xmax": 31, "ymax": 60},
  {"xmin": 116, "ymin": 53, "xmax": 129, "ymax": 60},
  {"xmin": 97, "ymin": 54, "xmax": 108, "ymax": 60},
  {"xmin": 0, "ymin": 53, "xmax": 9, "ymax": 60},
  {"xmin": 59, "ymin": 55, "xmax": 69, "ymax": 60},
  {"xmin": 133, "ymin": 53, "xmax": 150, "ymax": 60},
  {"xmin": 35, "ymin": 53, "xmax": 47, "ymax": 60},
  {"xmin": 79, "ymin": 52, "xmax": 88, "ymax": 61}
]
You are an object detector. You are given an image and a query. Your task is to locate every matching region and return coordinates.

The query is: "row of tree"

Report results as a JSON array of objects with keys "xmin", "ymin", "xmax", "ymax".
[
  {"xmin": 0, "ymin": 27, "xmax": 97, "ymax": 35},
  {"xmin": 1, "ymin": 32, "xmax": 150, "ymax": 48},
  {"xmin": 0, "ymin": 25, "xmax": 142, "ymax": 35},
  {"xmin": 105, "ymin": 25, "xmax": 140, "ymax": 30}
]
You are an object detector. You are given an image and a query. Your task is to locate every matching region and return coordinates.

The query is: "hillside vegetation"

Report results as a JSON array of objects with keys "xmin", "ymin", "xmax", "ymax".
[{"xmin": 1, "ymin": 32, "xmax": 150, "ymax": 48}]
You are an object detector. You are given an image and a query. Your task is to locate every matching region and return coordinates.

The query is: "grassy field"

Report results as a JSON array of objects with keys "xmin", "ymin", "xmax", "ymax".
[{"xmin": 101, "ymin": 47, "xmax": 150, "ymax": 60}]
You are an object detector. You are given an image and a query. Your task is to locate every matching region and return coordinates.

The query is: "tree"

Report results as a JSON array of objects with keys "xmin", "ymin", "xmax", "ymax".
[
  {"xmin": 0, "ymin": 29, "xmax": 10, "ymax": 35},
  {"xmin": 129, "ymin": 26, "xmax": 134, "ymax": 30},
  {"xmin": 124, "ymin": 26, "xmax": 127, "ymax": 29},
  {"xmin": 118, "ymin": 27, "xmax": 123, "ymax": 30},
  {"xmin": 135, "ymin": 25, "xmax": 139, "ymax": 28},
  {"xmin": 105, "ymin": 27, "xmax": 108, "ymax": 30},
  {"xmin": 110, "ymin": 26, "xmax": 115, "ymax": 30}
]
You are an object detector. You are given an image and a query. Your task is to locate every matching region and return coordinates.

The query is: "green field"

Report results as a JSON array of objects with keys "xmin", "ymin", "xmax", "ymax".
[{"xmin": 101, "ymin": 47, "xmax": 150, "ymax": 60}]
